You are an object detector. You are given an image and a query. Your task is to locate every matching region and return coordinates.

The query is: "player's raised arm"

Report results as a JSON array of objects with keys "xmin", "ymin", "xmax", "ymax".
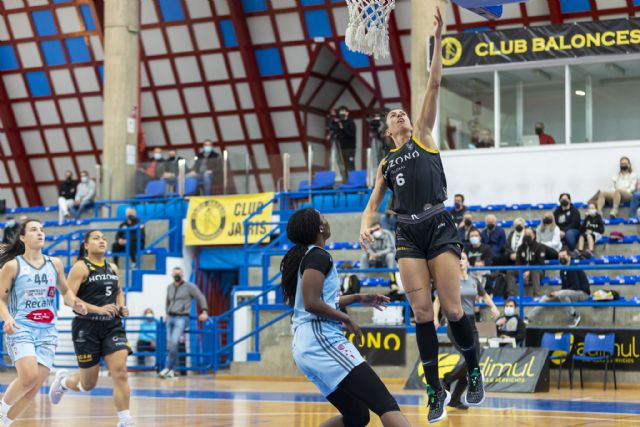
[{"xmin": 414, "ymin": 7, "xmax": 444, "ymax": 149}]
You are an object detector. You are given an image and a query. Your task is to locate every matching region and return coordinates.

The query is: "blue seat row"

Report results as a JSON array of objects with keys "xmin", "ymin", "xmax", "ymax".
[
  {"xmin": 541, "ymin": 275, "xmax": 640, "ymax": 286},
  {"xmin": 463, "ymin": 201, "xmax": 628, "ymax": 213}
]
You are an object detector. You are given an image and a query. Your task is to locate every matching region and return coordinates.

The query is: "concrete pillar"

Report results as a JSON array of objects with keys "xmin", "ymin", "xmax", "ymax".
[
  {"xmin": 410, "ymin": 0, "xmax": 447, "ymax": 123},
  {"xmin": 102, "ymin": 1, "xmax": 140, "ymax": 200}
]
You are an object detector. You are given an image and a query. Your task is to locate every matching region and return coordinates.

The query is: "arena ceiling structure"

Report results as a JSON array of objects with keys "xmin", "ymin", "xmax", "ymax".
[{"xmin": 0, "ymin": 0, "xmax": 639, "ymax": 206}]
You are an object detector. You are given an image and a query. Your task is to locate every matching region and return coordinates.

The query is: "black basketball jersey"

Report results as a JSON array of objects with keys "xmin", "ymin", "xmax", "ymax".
[
  {"xmin": 75, "ymin": 259, "xmax": 119, "ymax": 320},
  {"xmin": 381, "ymin": 135, "xmax": 448, "ymax": 215}
]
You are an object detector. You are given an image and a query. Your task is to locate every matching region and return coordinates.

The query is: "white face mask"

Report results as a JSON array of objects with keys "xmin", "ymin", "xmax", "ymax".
[
  {"xmin": 81, "ymin": 176, "xmax": 88, "ymax": 183},
  {"xmin": 469, "ymin": 236, "xmax": 481, "ymax": 246},
  {"xmin": 504, "ymin": 306, "xmax": 515, "ymax": 317},
  {"xmin": 373, "ymin": 230, "xmax": 382, "ymax": 239}
]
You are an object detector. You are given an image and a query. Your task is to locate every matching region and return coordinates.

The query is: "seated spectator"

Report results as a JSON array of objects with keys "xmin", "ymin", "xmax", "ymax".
[
  {"xmin": 465, "ymin": 228, "xmax": 493, "ymax": 266},
  {"xmin": 473, "ymin": 128, "xmax": 494, "ymax": 149},
  {"xmin": 57, "ymin": 170, "xmax": 77, "ymax": 224},
  {"xmin": 136, "ymin": 147, "xmax": 166, "ymax": 194},
  {"xmin": 137, "ymin": 308, "xmax": 157, "ymax": 367},
  {"xmin": 577, "ymin": 203, "xmax": 604, "ymax": 258},
  {"xmin": 69, "ymin": 171, "xmax": 95, "ymax": 220},
  {"xmin": 536, "ymin": 212, "xmax": 561, "ymax": 260},
  {"xmin": 112, "ymin": 207, "xmax": 146, "ymax": 268},
  {"xmin": 501, "ymin": 217, "xmax": 526, "ymax": 265},
  {"xmin": 450, "ymin": 193, "xmax": 466, "ymax": 226},
  {"xmin": 628, "ymin": 185, "xmax": 640, "ymax": 219},
  {"xmin": 188, "ymin": 139, "xmax": 222, "ymax": 195},
  {"xmin": 481, "ymin": 214, "xmax": 506, "ymax": 260},
  {"xmin": 525, "ymin": 248, "xmax": 589, "ymax": 327},
  {"xmin": 535, "ymin": 121, "xmax": 555, "ymax": 145},
  {"xmin": 495, "ymin": 298, "xmax": 526, "ymax": 346},
  {"xmin": 458, "ymin": 213, "xmax": 474, "ymax": 245},
  {"xmin": 594, "ymin": 156, "xmax": 637, "ymax": 218},
  {"xmin": 162, "ymin": 149, "xmax": 184, "ymax": 192},
  {"xmin": 359, "ymin": 223, "xmax": 395, "ymax": 274},
  {"xmin": 553, "ymin": 193, "xmax": 581, "ymax": 251},
  {"xmin": 506, "ymin": 228, "xmax": 546, "ymax": 297},
  {"xmin": 2, "ymin": 216, "xmax": 20, "ymax": 244}
]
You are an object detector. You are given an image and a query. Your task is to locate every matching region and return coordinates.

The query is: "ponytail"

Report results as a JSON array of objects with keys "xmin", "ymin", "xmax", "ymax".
[
  {"xmin": 77, "ymin": 229, "xmax": 101, "ymax": 262},
  {"xmin": 279, "ymin": 208, "xmax": 323, "ymax": 307},
  {"xmin": 0, "ymin": 219, "xmax": 40, "ymax": 269}
]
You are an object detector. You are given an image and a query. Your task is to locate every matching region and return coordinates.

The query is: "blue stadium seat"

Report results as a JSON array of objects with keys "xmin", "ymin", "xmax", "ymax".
[
  {"xmin": 339, "ymin": 170, "xmax": 367, "ymax": 189},
  {"xmin": 589, "ymin": 276, "xmax": 609, "ymax": 285},
  {"xmin": 137, "ymin": 180, "xmax": 166, "ymax": 198},
  {"xmin": 507, "ymin": 203, "xmax": 532, "ymax": 210},
  {"xmin": 298, "ymin": 170, "xmax": 336, "ymax": 191},
  {"xmin": 535, "ymin": 203, "xmax": 556, "ymax": 210},
  {"xmin": 184, "ymin": 177, "xmax": 198, "ymax": 195},
  {"xmin": 497, "ymin": 220, "xmax": 514, "ymax": 227}
]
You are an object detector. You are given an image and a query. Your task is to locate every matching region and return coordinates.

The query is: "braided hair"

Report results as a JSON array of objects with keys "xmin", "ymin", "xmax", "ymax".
[
  {"xmin": 0, "ymin": 219, "xmax": 41, "ymax": 269},
  {"xmin": 77, "ymin": 229, "xmax": 102, "ymax": 262},
  {"xmin": 280, "ymin": 208, "xmax": 323, "ymax": 306}
]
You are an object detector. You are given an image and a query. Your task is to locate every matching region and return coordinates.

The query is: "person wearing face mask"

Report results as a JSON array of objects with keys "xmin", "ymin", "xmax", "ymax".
[
  {"xmin": 553, "ymin": 193, "xmax": 581, "ymax": 251},
  {"xmin": 111, "ymin": 208, "xmax": 145, "ymax": 268},
  {"xmin": 332, "ymin": 105, "xmax": 357, "ymax": 179},
  {"xmin": 57, "ymin": 170, "xmax": 78, "ymax": 225},
  {"xmin": 525, "ymin": 248, "xmax": 589, "ymax": 327},
  {"xmin": 135, "ymin": 147, "xmax": 167, "ymax": 194},
  {"xmin": 501, "ymin": 218, "xmax": 526, "ymax": 265},
  {"xmin": 594, "ymin": 156, "xmax": 637, "ymax": 218},
  {"xmin": 69, "ymin": 171, "xmax": 96, "ymax": 220},
  {"xmin": 159, "ymin": 267, "xmax": 208, "ymax": 379},
  {"xmin": 162, "ymin": 149, "xmax": 185, "ymax": 191},
  {"xmin": 136, "ymin": 309, "xmax": 157, "ymax": 367},
  {"xmin": 534, "ymin": 121, "xmax": 555, "ymax": 145},
  {"xmin": 450, "ymin": 194, "xmax": 466, "ymax": 226},
  {"xmin": 457, "ymin": 213, "xmax": 474, "ymax": 245},
  {"xmin": 464, "ymin": 229, "xmax": 493, "ymax": 267},
  {"xmin": 359, "ymin": 222, "xmax": 395, "ymax": 277},
  {"xmin": 505, "ymin": 228, "xmax": 546, "ymax": 297},
  {"xmin": 188, "ymin": 139, "xmax": 222, "ymax": 195},
  {"xmin": 577, "ymin": 203, "xmax": 605, "ymax": 258},
  {"xmin": 433, "ymin": 252, "xmax": 500, "ymax": 409},
  {"xmin": 2, "ymin": 216, "xmax": 20, "ymax": 245},
  {"xmin": 480, "ymin": 214, "xmax": 506, "ymax": 260},
  {"xmin": 536, "ymin": 213, "xmax": 561, "ymax": 260},
  {"xmin": 495, "ymin": 299, "xmax": 525, "ymax": 346}
]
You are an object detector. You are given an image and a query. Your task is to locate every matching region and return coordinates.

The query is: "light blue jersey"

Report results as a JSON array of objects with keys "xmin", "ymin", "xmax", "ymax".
[
  {"xmin": 291, "ymin": 246, "xmax": 341, "ymax": 332},
  {"xmin": 9, "ymin": 255, "xmax": 58, "ymax": 329}
]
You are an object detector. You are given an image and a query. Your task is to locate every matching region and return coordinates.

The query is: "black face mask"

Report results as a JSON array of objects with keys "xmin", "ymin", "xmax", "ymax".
[
  {"xmin": 543, "ymin": 218, "xmax": 552, "ymax": 225},
  {"xmin": 127, "ymin": 215, "xmax": 136, "ymax": 222},
  {"xmin": 621, "ymin": 165, "xmax": 629, "ymax": 171},
  {"xmin": 454, "ymin": 203, "xmax": 463, "ymax": 210},
  {"xmin": 487, "ymin": 223, "xmax": 496, "ymax": 230},
  {"xmin": 559, "ymin": 258, "xmax": 570, "ymax": 265},
  {"xmin": 515, "ymin": 225, "xmax": 524, "ymax": 232},
  {"xmin": 523, "ymin": 236, "xmax": 533, "ymax": 245},
  {"xmin": 174, "ymin": 275, "xmax": 182, "ymax": 282},
  {"xmin": 535, "ymin": 128, "xmax": 543, "ymax": 135},
  {"xmin": 464, "ymin": 219, "xmax": 472, "ymax": 226},
  {"xmin": 560, "ymin": 200, "xmax": 570, "ymax": 207}
]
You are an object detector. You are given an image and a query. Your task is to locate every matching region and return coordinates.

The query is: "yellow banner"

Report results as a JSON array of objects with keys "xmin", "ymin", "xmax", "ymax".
[{"xmin": 185, "ymin": 193, "xmax": 274, "ymax": 246}]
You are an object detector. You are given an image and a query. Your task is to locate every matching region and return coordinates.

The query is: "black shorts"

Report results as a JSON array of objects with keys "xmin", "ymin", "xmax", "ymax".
[
  {"xmin": 395, "ymin": 211, "xmax": 463, "ymax": 260},
  {"xmin": 72, "ymin": 317, "xmax": 132, "ymax": 368}
]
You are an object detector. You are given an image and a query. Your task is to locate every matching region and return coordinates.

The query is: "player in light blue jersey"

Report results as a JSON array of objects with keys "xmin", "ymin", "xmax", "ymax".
[
  {"xmin": 280, "ymin": 208, "xmax": 410, "ymax": 427},
  {"xmin": 0, "ymin": 219, "xmax": 87, "ymax": 426}
]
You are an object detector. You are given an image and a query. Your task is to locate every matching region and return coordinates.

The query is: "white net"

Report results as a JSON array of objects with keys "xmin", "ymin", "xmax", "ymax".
[{"xmin": 344, "ymin": 0, "xmax": 396, "ymax": 59}]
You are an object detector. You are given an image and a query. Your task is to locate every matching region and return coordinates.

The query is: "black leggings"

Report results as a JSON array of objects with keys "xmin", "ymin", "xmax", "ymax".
[{"xmin": 326, "ymin": 363, "xmax": 400, "ymax": 427}]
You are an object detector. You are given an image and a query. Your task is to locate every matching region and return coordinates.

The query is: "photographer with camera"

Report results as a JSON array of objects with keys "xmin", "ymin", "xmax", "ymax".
[
  {"xmin": 328, "ymin": 106, "xmax": 357, "ymax": 180},
  {"xmin": 367, "ymin": 110, "xmax": 388, "ymax": 167}
]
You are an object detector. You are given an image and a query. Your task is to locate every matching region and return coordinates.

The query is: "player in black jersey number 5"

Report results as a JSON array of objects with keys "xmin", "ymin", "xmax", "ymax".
[
  {"xmin": 359, "ymin": 8, "xmax": 484, "ymax": 424},
  {"xmin": 48, "ymin": 230, "xmax": 135, "ymax": 427}
]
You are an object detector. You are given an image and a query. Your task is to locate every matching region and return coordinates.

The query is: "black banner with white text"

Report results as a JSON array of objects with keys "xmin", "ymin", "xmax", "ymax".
[{"xmin": 344, "ymin": 327, "xmax": 406, "ymax": 366}]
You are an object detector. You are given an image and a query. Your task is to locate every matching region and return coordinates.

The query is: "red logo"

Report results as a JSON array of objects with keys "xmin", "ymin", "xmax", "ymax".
[
  {"xmin": 26, "ymin": 309, "xmax": 55, "ymax": 323},
  {"xmin": 338, "ymin": 344, "xmax": 344, "ymax": 350},
  {"xmin": 47, "ymin": 287, "xmax": 56, "ymax": 298}
]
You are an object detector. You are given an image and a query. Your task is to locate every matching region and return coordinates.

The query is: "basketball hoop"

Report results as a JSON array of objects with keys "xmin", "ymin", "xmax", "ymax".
[{"xmin": 344, "ymin": 0, "xmax": 396, "ymax": 59}]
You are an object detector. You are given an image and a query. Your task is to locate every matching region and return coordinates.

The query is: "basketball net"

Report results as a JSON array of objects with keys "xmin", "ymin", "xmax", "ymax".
[{"xmin": 345, "ymin": 0, "xmax": 396, "ymax": 59}]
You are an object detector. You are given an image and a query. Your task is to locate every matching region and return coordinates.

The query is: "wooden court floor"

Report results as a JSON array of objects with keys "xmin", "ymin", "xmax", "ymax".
[{"xmin": 0, "ymin": 373, "xmax": 638, "ymax": 426}]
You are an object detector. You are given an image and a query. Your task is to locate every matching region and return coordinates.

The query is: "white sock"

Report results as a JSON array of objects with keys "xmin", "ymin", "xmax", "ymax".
[
  {"xmin": 4, "ymin": 418, "xmax": 13, "ymax": 426},
  {"xmin": 61, "ymin": 377, "xmax": 69, "ymax": 391},
  {"xmin": 118, "ymin": 410, "xmax": 131, "ymax": 422},
  {"xmin": 0, "ymin": 400, "xmax": 11, "ymax": 417}
]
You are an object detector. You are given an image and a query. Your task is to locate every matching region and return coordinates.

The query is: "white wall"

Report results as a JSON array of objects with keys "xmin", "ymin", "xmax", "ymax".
[{"xmin": 441, "ymin": 141, "xmax": 640, "ymax": 205}]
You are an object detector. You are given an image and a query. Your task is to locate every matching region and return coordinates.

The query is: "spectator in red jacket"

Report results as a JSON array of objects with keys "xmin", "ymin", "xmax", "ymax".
[{"xmin": 535, "ymin": 122, "xmax": 555, "ymax": 145}]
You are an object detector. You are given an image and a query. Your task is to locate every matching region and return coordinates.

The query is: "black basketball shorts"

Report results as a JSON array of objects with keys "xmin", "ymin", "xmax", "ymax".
[
  {"xmin": 72, "ymin": 317, "xmax": 132, "ymax": 368},
  {"xmin": 395, "ymin": 211, "xmax": 463, "ymax": 261}
]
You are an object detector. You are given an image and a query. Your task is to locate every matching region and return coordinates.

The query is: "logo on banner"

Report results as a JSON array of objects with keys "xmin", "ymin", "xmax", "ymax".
[
  {"xmin": 344, "ymin": 327, "xmax": 406, "ymax": 366},
  {"xmin": 442, "ymin": 37, "xmax": 463, "ymax": 66},
  {"xmin": 191, "ymin": 199, "xmax": 226, "ymax": 241}
]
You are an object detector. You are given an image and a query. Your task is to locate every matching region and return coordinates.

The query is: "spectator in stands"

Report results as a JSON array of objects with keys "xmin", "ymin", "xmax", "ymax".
[
  {"xmin": 553, "ymin": 193, "xmax": 581, "ymax": 251},
  {"xmin": 69, "ymin": 170, "xmax": 95, "ymax": 220},
  {"xmin": 162, "ymin": 149, "xmax": 184, "ymax": 192},
  {"xmin": 628, "ymin": 186, "xmax": 640, "ymax": 219},
  {"xmin": 525, "ymin": 248, "xmax": 589, "ymax": 327},
  {"xmin": 359, "ymin": 222, "xmax": 395, "ymax": 275},
  {"xmin": 57, "ymin": 170, "xmax": 77, "ymax": 225},
  {"xmin": 465, "ymin": 228, "xmax": 493, "ymax": 266},
  {"xmin": 502, "ymin": 217, "xmax": 526, "ymax": 265},
  {"xmin": 2, "ymin": 216, "xmax": 20, "ymax": 244},
  {"xmin": 495, "ymin": 298, "xmax": 526, "ymax": 346},
  {"xmin": 481, "ymin": 214, "xmax": 506, "ymax": 260},
  {"xmin": 137, "ymin": 308, "xmax": 157, "ymax": 367},
  {"xmin": 136, "ymin": 147, "xmax": 166, "ymax": 194},
  {"xmin": 159, "ymin": 267, "xmax": 209, "ymax": 379},
  {"xmin": 331, "ymin": 106, "xmax": 357, "ymax": 177},
  {"xmin": 380, "ymin": 192, "xmax": 397, "ymax": 231},
  {"xmin": 536, "ymin": 212, "xmax": 561, "ymax": 260},
  {"xmin": 506, "ymin": 228, "xmax": 546, "ymax": 297},
  {"xmin": 112, "ymin": 207, "xmax": 145, "ymax": 268},
  {"xmin": 535, "ymin": 121, "xmax": 555, "ymax": 145},
  {"xmin": 594, "ymin": 156, "xmax": 637, "ymax": 218},
  {"xmin": 577, "ymin": 203, "xmax": 605, "ymax": 258},
  {"xmin": 450, "ymin": 194, "xmax": 466, "ymax": 226},
  {"xmin": 473, "ymin": 128, "xmax": 494, "ymax": 149},
  {"xmin": 458, "ymin": 213, "xmax": 474, "ymax": 245},
  {"xmin": 188, "ymin": 140, "xmax": 221, "ymax": 195}
]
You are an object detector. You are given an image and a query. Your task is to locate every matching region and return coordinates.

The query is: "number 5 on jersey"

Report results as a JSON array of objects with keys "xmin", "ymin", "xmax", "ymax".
[{"xmin": 105, "ymin": 285, "xmax": 112, "ymax": 297}]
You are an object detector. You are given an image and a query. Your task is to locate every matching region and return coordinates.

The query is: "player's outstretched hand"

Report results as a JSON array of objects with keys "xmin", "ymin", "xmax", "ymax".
[
  {"xmin": 434, "ymin": 6, "xmax": 443, "ymax": 38},
  {"xmin": 73, "ymin": 298, "xmax": 89, "ymax": 316},
  {"xmin": 359, "ymin": 224, "xmax": 381, "ymax": 249},
  {"xmin": 360, "ymin": 294, "xmax": 390, "ymax": 311}
]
